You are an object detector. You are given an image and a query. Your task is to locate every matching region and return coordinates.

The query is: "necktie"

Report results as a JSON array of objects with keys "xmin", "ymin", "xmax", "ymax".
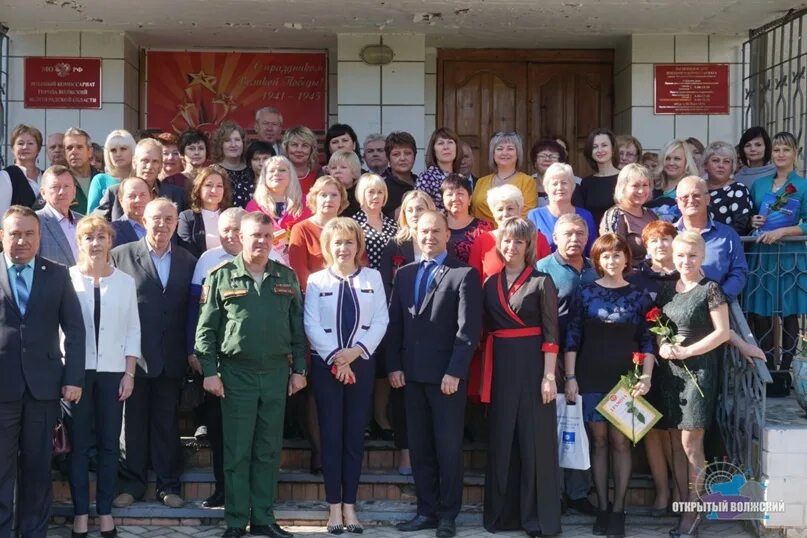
[
  {"xmin": 416, "ymin": 260, "xmax": 434, "ymax": 310},
  {"xmin": 14, "ymin": 265, "xmax": 29, "ymax": 315}
]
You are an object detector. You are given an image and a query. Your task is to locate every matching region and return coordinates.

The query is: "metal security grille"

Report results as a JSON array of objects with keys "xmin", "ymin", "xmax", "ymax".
[
  {"xmin": 742, "ymin": 8, "xmax": 807, "ymax": 170},
  {"xmin": 0, "ymin": 25, "xmax": 8, "ymax": 168}
]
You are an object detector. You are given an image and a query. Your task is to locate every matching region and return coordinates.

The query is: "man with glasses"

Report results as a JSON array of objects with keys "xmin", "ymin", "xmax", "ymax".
[{"xmin": 675, "ymin": 176, "xmax": 748, "ymax": 301}]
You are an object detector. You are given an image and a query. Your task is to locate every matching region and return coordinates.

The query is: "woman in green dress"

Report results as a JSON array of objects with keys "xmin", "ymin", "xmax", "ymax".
[{"xmin": 657, "ymin": 231, "xmax": 731, "ymax": 537}]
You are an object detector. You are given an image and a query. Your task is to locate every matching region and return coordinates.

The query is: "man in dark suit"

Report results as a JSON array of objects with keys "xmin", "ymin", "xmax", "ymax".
[
  {"xmin": 110, "ymin": 176, "xmax": 154, "ymax": 247},
  {"xmin": 95, "ymin": 138, "xmax": 186, "ymax": 221},
  {"xmin": 386, "ymin": 210, "xmax": 482, "ymax": 538},
  {"xmin": 35, "ymin": 165, "xmax": 82, "ymax": 266},
  {"xmin": 0, "ymin": 205, "xmax": 85, "ymax": 538},
  {"xmin": 110, "ymin": 198, "xmax": 197, "ymax": 509}
]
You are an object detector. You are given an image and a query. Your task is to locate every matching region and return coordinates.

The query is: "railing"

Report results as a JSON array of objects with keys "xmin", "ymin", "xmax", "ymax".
[{"xmin": 0, "ymin": 25, "xmax": 9, "ymax": 168}]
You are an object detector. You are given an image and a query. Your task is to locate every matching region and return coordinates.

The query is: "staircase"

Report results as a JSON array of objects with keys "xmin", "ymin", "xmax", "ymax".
[{"xmin": 50, "ymin": 437, "xmax": 673, "ymax": 527}]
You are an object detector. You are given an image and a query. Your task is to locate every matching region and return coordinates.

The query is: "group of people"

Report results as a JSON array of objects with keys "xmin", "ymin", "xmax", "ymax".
[{"xmin": 0, "ymin": 112, "xmax": 801, "ymax": 538}]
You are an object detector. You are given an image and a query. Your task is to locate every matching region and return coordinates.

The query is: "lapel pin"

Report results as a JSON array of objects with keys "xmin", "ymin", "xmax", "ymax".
[{"xmin": 41, "ymin": 266, "xmax": 46, "ymax": 271}]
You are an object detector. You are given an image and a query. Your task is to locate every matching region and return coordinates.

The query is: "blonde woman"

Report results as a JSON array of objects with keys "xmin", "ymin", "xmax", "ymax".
[
  {"xmin": 600, "ymin": 163, "xmax": 658, "ymax": 264},
  {"xmin": 68, "ymin": 216, "xmax": 142, "ymax": 538},
  {"xmin": 283, "ymin": 126, "xmax": 321, "ymax": 195},
  {"xmin": 328, "ymin": 150, "xmax": 362, "ymax": 217},
  {"xmin": 646, "ymin": 140, "xmax": 699, "ymax": 223},
  {"xmin": 246, "ymin": 156, "xmax": 313, "ymax": 264},
  {"xmin": 87, "ymin": 129, "xmax": 137, "ymax": 212},
  {"xmin": 305, "ymin": 218, "xmax": 389, "ymax": 534},
  {"xmin": 211, "ymin": 121, "xmax": 253, "ymax": 208}
]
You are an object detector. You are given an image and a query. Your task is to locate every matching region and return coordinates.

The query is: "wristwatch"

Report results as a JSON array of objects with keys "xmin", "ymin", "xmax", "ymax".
[{"xmin": 543, "ymin": 373, "xmax": 556, "ymax": 382}]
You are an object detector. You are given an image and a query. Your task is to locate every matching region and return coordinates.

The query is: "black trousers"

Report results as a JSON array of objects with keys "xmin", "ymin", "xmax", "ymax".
[
  {"xmin": 405, "ymin": 381, "xmax": 466, "ymax": 520},
  {"xmin": 69, "ymin": 370, "xmax": 124, "ymax": 515},
  {"xmin": 202, "ymin": 394, "xmax": 224, "ymax": 492},
  {"xmin": 118, "ymin": 372, "xmax": 183, "ymax": 499},
  {"xmin": 0, "ymin": 390, "xmax": 59, "ymax": 538}
]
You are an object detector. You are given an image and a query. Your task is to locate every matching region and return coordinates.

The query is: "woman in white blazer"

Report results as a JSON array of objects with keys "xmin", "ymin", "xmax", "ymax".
[
  {"xmin": 304, "ymin": 217, "xmax": 389, "ymax": 534},
  {"xmin": 68, "ymin": 215, "xmax": 142, "ymax": 538}
]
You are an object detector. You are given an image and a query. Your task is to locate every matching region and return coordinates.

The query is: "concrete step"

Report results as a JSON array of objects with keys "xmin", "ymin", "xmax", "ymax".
[{"xmin": 51, "ymin": 499, "xmax": 679, "ymax": 527}]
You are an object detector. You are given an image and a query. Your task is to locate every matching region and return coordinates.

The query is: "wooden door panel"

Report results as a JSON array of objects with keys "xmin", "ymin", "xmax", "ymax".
[{"xmin": 442, "ymin": 61, "xmax": 527, "ymax": 177}]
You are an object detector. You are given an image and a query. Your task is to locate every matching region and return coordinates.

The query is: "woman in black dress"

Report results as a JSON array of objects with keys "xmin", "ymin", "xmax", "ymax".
[
  {"xmin": 565, "ymin": 233, "xmax": 655, "ymax": 538},
  {"xmin": 482, "ymin": 217, "xmax": 561, "ymax": 537},
  {"xmin": 573, "ymin": 128, "xmax": 621, "ymax": 226}
]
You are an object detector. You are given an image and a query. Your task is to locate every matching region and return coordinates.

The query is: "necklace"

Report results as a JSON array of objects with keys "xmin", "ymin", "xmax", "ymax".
[{"xmin": 494, "ymin": 171, "xmax": 517, "ymax": 184}]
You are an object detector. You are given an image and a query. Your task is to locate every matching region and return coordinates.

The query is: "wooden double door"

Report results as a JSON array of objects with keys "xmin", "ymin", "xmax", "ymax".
[{"xmin": 438, "ymin": 50, "xmax": 613, "ymax": 178}]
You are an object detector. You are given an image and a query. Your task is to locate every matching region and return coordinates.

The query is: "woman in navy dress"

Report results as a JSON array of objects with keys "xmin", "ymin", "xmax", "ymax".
[{"xmin": 564, "ymin": 233, "xmax": 655, "ymax": 538}]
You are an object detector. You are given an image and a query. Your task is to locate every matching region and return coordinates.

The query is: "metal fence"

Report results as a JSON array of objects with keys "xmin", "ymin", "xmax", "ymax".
[
  {"xmin": 0, "ymin": 25, "xmax": 8, "ymax": 168},
  {"xmin": 742, "ymin": 7, "xmax": 807, "ymax": 171}
]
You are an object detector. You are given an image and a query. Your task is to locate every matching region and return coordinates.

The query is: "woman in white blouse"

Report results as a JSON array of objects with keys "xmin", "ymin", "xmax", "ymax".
[
  {"xmin": 304, "ymin": 218, "xmax": 389, "ymax": 534},
  {"xmin": 68, "ymin": 215, "xmax": 142, "ymax": 538},
  {"xmin": 178, "ymin": 165, "xmax": 233, "ymax": 258}
]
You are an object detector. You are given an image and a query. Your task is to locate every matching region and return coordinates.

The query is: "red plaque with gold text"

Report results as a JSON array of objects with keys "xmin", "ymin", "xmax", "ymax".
[
  {"xmin": 654, "ymin": 64, "xmax": 730, "ymax": 115},
  {"xmin": 24, "ymin": 57, "xmax": 102, "ymax": 109}
]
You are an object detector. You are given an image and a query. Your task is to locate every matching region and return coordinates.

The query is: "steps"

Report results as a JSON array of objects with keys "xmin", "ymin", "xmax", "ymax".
[{"xmin": 50, "ymin": 437, "xmax": 666, "ymax": 526}]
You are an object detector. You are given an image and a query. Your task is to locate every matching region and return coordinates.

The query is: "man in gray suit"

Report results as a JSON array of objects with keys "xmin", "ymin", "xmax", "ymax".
[
  {"xmin": 0, "ymin": 205, "xmax": 85, "ymax": 538},
  {"xmin": 35, "ymin": 165, "xmax": 82, "ymax": 267},
  {"xmin": 111, "ymin": 198, "xmax": 196, "ymax": 509}
]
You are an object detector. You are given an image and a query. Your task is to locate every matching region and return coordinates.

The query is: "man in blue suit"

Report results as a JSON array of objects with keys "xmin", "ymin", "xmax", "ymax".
[
  {"xmin": 0, "ymin": 205, "xmax": 85, "ymax": 538},
  {"xmin": 386, "ymin": 210, "xmax": 482, "ymax": 538}
]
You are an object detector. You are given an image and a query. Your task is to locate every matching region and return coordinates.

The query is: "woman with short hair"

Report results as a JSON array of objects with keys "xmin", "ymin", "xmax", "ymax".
[
  {"xmin": 161, "ymin": 128, "xmax": 208, "ymax": 189},
  {"xmin": 178, "ymin": 166, "xmax": 233, "ymax": 258},
  {"xmin": 703, "ymin": 141, "xmax": 753, "ymax": 235},
  {"xmin": 246, "ymin": 156, "xmax": 312, "ymax": 264},
  {"xmin": 735, "ymin": 126, "xmax": 775, "ymax": 189},
  {"xmin": 529, "ymin": 138, "xmax": 567, "ymax": 208},
  {"xmin": 471, "ymin": 131, "xmax": 538, "ymax": 225},
  {"xmin": 482, "ymin": 217, "xmax": 561, "ymax": 537},
  {"xmin": 325, "ymin": 123, "xmax": 363, "ymax": 165},
  {"xmin": 211, "ymin": 121, "xmax": 253, "ymax": 208},
  {"xmin": 328, "ymin": 150, "xmax": 362, "ymax": 217},
  {"xmin": 157, "ymin": 132, "xmax": 183, "ymax": 182},
  {"xmin": 527, "ymin": 163, "xmax": 597, "ymax": 255},
  {"xmin": 382, "ymin": 131, "xmax": 418, "ymax": 218},
  {"xmin": 246, "ymin": 141, "xmax": 276, "ymax": 184},
  {"xmin": 564, "ymin": 233, "xmax": 655, "ymax": 538},
  {"xmin": 283, "ymin": 126, "xmax": 321, "ymax": 195},
  {"xmin": 86, "ymin": 129, "xmax": 137, "ymax": 213},
  {"xmin": 416, "ymin": 128, "xmax": 463, "ymax": 211},
  {"xmin": 442, "ymin": 174, "xmax": 492, "ymax": 263},
  {"xmin": 305, "ymin": 218, "xmax": 389, "ymax": 534},
  {"xmin": 599, "ymin": 163, "xmax": 657, "ymax": 264},
  {"xmin": 616, "ymin": 135, "xmax": 643, "ymax": 169},
  {"xmin": 68, "ymin": 215, "xmax": 142, "ymax": 538}
]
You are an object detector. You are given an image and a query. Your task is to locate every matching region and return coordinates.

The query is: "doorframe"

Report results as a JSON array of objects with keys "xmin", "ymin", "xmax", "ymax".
[{"xmin": 436, "ymin": 48, "xmax": 614, "ymax": 127}]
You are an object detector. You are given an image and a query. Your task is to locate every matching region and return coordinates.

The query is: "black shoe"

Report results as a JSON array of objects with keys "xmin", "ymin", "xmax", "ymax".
[
  {"xmin": 606, "ymin": 512, "xmax": 625, "ymax": 538},
  {"xmin": 435, "ymin": 519, "xmax": 456, "ymax": 538},
  {"xmin": 567, "ymin": 497, "xmax": 597, "ymax": 515},
  {"xmin": 593, "ymin": 509, "xmax": 609, "ymax": 536},
  {"xmin": 309, "ymin": 451, "xmax": 322, "ymax": 475},
  {"xmin": 203, "ymin": 489, "xmax": 225, "ymax": 508},
  {"xmin": 100, "ymin": 528, "xmax": 118, "ymax": 538},
  {"xmin": 250, "ymin": 524, "xmax": 293, "ymax": 538},
  {"xmin": 327, "ymin": 524, "xmax": 344, "ymax": 535},
  {"xmin": 222, "ymin": 529, "xmax": 246, "ymax": 538},
  {"xmin": 71, "ymin": 532, "xmax": 88, "ymax": 538},
  {"xmin": 345, "ymin": 524, "xmax": 363, "ymax": 534},
  {"xmin": 396, "ymin": 515, "xmax": 439, "ymax": 532}
]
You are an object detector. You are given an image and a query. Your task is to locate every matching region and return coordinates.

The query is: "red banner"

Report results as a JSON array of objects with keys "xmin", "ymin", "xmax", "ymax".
[
  {"xmin": 24, "ymin": 57, "xmax": 102, "ymax": 109},
  {"xmin": 654, "ymin": 64, "xmax": 730, "ymax": 115},
  {"xmin": 146, "ymin": 50, "xmax": 327, "ymax": 135}
]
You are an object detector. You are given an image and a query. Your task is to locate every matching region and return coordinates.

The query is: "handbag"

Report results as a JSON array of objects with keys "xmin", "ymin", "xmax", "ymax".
[
  {"xmin": 52, "ymin": 419, "xmax": 71, "ymax": 456},
  {"xmin": 556, "ymin": 395, "xmax": 590, "ymax": 470}
]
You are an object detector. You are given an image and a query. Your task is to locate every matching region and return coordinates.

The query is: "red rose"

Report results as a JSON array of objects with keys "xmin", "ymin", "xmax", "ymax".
[
  {"xmin": 786, "ymin": 184, "xmax": 797, "ymax": 194},
  {"xmin": 632, "ymin": 352, "xmax": 645, "ymax": 366},
  {"xmin": 645, "ymin": 307, "xmax": 662, "ymax": 323},
  {"xmin": 392, "ymin": 255, "xmax": 405, "ymax": 267}
]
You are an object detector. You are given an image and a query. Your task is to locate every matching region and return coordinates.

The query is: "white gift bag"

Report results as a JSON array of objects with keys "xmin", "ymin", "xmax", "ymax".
[{"xmin": 556, "ymin": 395, "xmax": 591, "ymax": 470}]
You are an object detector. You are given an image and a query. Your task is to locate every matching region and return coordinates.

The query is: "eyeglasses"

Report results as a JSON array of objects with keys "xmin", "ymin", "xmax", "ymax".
[
  {"xmin": 677, "ymin": 193, "xmax": 704, "ymax": 202},
  {"xmin": 536, "ymin": 152, "xmax": 560, "ymax": 160},
  {"xmin": 494, "ymin": 131, "xmax": 518, "ymax": 137},
  {"xmin": 619, "ymin": 150, "xmax": 638, "ymax": 159}
]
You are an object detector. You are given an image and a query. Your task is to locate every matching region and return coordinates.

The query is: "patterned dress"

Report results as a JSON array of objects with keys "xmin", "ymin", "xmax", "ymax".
[
  {"xmin": 416, "ymin": 165, "xmax": 449, "ymax": 211},
  {"xmin": 352, "ymin": 210, "xmax": 398, "ymax": 270},
  {"xmin": 220, "ymin": 165, "xmax": 255, "ymax": 208},
  {"xmin": 656, "ymin": 279, "xmax": 727, "ymax": 429},
  {"xmin": 449, "ymin": 218, "xmax": 492, "ymax": 264},
  {"xmin": 708, "ymin": 182, "xmax": 753, "ymax": 236}
]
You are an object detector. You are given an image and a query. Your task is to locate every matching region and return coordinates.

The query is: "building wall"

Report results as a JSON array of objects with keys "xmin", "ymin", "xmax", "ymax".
[
  {"xmin": 6, "ymin": 31, "xmax": 139, "ymax": 162},
  {"xmin": 615, "ymin": 33, "xmax": 745, "ymax": 153}
]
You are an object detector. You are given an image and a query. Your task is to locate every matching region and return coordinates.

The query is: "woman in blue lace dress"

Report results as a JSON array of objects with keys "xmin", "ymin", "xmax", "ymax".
[{"xmin": 565, "ymin": 233, "xmax": 655, "ymax": 538}]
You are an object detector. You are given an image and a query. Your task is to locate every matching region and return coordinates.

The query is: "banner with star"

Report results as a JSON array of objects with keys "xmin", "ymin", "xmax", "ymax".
[{"xmin": 146, "ymin": 50, "xmax": 327, "ymax": 136}]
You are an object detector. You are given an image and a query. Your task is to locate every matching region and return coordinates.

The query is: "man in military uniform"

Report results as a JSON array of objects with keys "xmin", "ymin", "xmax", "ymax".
[{"xmin": 196, "ymin": 211, "xmax": 307, "ymax": 538}]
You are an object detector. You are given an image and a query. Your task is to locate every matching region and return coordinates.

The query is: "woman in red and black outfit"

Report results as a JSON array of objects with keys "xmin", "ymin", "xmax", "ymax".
[{"xmin": 482, "ymin": 217, "xmax": 561, "ymax": 537}]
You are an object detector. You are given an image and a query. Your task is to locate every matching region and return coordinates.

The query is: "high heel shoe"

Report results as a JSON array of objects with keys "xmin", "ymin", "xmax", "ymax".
[
  {"xmin": 101, "ymin": 528, "xmax": 118, "ymax": 538},
  {"xmin": 678, "ymin": 514, "xmax": 702, "ymax": 538},
  {"xmin": 71, "ymin": 532, "xmax": 88, "ymax": 538},
  {"xmin": 345, "ymin": 523, "xmax": 364, "ymax": 534},
  {"xmin": 592, "ymin": 508, "xmax": 609, "ymax": 536},
  {"xmin": 326, "ymin": 524, "xmax": 344, "ymax": 535}
]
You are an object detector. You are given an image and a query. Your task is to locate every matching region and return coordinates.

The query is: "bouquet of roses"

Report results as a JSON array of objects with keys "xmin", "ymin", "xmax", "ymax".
[{"xmin": 645, "ymin": 306, "xmax": 704, "ymax": 397}]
